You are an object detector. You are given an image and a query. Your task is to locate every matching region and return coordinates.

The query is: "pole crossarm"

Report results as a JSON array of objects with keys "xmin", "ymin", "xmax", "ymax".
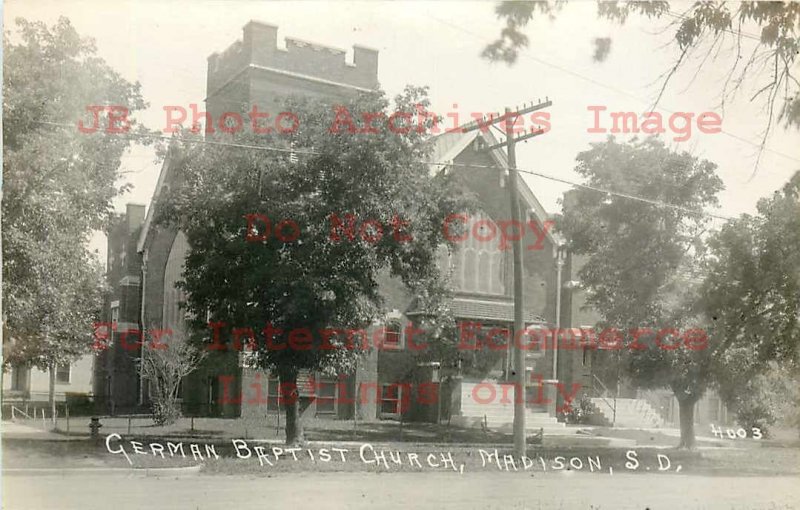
[
  {"xmin": 465, "ymin": 98, "xmax": 554, "ymax": 458},
  {"xmin": 482, "ymin": 128, "xmax": 547, "ymax": 152},
  {"xmin": 461, "ymin": 100, "xmax": 552, "ymax": 133}
]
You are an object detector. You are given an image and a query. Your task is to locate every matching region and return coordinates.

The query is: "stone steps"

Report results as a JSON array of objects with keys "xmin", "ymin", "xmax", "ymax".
[
  {"xmin": 455, "ymin": 381, "xmax": 566, "ymax": 433},
  {"xmin": 459, "ymin": 407, "xmax": 561, "ymax": 424},
  {"xmin": 451, "ymin": 415, "xmax": 568, "ymax": 435},
  {"xmin": 589, "ymin": 398, "xmax": 664, "ymax": 428}
]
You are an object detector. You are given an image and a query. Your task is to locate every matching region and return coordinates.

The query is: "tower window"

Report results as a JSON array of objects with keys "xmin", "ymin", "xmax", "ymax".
[{"xmin": 383, "ymin": 322, "xmax": 402, "ymax": 349}]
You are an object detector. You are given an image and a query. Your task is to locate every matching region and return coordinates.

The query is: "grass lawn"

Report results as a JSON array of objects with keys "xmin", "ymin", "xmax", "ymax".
[
  {"xmin": 53, "ymin": 414, "xmax": 528, "ymax": 445},
  {"xmin": 5, "ymin": 433, "xmax": 798, "ymax": 478},
  {"xmin": 590, "ymin": 424, "xmax": 800, "ymax": 448},
  {"xmin": 7, "ymin": 415, "xmax": 798, "ymax": 477},
  {"xmin": 197, "ymin": 440, "xmax": 800, "ymax": 476}
]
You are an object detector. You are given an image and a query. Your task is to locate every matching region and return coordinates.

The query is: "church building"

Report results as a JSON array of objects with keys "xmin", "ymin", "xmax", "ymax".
[{"xmin": 98, "ymin": 21, "xmax": 597, "ymax": 432}]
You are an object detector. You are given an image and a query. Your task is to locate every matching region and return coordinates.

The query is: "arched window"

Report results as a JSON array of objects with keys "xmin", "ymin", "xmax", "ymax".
[
  {"xmin": 479, "ymin": 251, "xmax": 492, "ymax": 293},
  {"xmin": 492, "ymin": 253, "xmax": 505, "ymax": 294},
  {"xmin": 464, "ymin": 249, "xmax": 477, "ymax": 292},
  {"xmin": 446, "ymin": 211, "xmax": 509, "ymax": 295},
  {"xmin": 452, "ymin": 247, "xmax": 464, "ymax": 290},
  {"xmin": 162, "ymin": 231, "xmax": 190, "ymax": 341}
]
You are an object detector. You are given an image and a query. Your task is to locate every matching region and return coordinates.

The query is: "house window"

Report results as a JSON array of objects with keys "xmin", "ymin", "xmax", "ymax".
[
  {"xmin": 315, "ymin": 379, "xmax": 337, "ymax": 415},
  {"xmin": 380, "ymin": 384, "xmax": 403, "ymax": 416},
  {"xmin": 56, "ymin": 363, "xmax": 71, "ymax": 384},
  {"xmin": 11, "ymin": 365, "xmax": 29, "ymax": 391},
  {"xmin": 267, "ymin": 376, "xmax": 280, "ymax": 412},
  {"xmin": 383, "ymin": 322, "xmax": 402, "ymax": 349}
]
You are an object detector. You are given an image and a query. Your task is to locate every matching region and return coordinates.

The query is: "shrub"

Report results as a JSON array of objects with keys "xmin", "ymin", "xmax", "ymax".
[
  {"xmin": 137, "ymin": 332, "xmax": 206, "ymax": 426},
  {"xmin": 560, "ymin": 393, "xmax": 594, "ymax": 424},
  {"xmin": 730, "ymin": 371, "xmax": 781, "ymax": 438},
  {"xmin": 65, "ymin": 392, "xmax": 95, "ymax": 416}
]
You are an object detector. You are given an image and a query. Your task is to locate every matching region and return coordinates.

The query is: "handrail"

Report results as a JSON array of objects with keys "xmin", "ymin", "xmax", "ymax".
[
  {"xmin": 592, "ymin": 374, "xmax": 612, "ymax": 396},
  {"xmin": 591, "ymin": 375, "xmax": 617, "ymax": 424},
  {"xmin": 11, "ymin": 406, "xmax": 54, "ymax": 431},
  {"xmin": 11, "ymin": 406, "xmax": 34, "ymax": 420},
  {"xmin": 98, "ymin": 413, "xmax": 151, "ymax": 419},
  {"xmin": 635, "ymin": 390, "xmax": 669, "ymax": 425}
]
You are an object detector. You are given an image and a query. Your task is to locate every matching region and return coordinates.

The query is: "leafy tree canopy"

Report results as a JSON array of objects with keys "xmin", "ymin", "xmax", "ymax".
[
  {"xmin": 700, "ymin": 170, "xmax": 800, "ymax": 405},
  {"xmin": 559, "ymin": 136, "xmax": 724, "ymax": 447},
  {"xmin": 158, "ymin": 86, "xmax": 470, "ymax": 378},
  {"xmin": 157, "ymin": 87, "xmax": 472, "ymax": 443},
  {"xmin": 3, "ymin": 17, "xmax": 148, "ymax": 370},
  {"xmin": 484, "ymin": 1, "xmax": 800, "ymax": 161}
]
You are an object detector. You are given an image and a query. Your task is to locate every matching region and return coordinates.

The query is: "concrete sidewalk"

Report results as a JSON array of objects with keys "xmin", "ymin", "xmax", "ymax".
[{"xmin": 1, "ymin": 420, "xmax": 79, "ymax": 441}]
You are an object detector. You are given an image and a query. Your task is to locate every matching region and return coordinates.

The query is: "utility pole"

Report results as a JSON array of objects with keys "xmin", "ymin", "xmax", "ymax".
[
  {"xmin": 505, "ymin": 106, "xmax": 527, "ymax": 458},
  {"xmin": 553, "ymin": 246, "xmax": 565, "ymax": 381},
  {"xmin": 463, "ymin": 98, "xmax": 552, "ymax": 458}
]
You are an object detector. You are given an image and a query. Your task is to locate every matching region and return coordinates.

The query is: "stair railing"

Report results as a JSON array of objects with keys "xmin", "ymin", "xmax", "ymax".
[
  {"xmin": 635, "ymin": 390, "xmax": 669, "ymax": 426},
  {"xmin": 591, "ymin": 374, "xmax": 617, "ymax": 425}
]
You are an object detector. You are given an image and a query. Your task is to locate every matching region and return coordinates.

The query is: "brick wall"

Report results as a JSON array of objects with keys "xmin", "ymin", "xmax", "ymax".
[
  {"xmin": 207, "ymin": 21, "xmax": 378, "ymax": 98},
  {"xmin": 95, "ymin": 204, "xmax": 146, "ymax": 412},
  {"xmin": 450, "ymin": 146, "xmax": 557, "ymax": 322},
  {"xmin": 206, "ymin": 21, "xmax": 379, "ymax": 121}
]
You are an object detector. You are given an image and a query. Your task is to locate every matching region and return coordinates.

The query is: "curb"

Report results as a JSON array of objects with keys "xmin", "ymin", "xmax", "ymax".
[{"xmin": 3, "ymin": 464, "xmax": 203, "ymax": 476}]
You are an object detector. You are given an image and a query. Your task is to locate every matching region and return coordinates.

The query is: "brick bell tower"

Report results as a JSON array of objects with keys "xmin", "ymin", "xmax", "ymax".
[
  {"xmin": 205, "ymin": 20, "xmax": 379, "ymax": 125},
  {"xmin": 195, "ymin": 22, "xmax": 380, "ymax": 420}
]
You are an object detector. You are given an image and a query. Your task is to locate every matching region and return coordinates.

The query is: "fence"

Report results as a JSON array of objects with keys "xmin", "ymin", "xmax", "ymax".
[{"xmin": 9, "ymin": 404, "xmax": 70, "ymax": 433}]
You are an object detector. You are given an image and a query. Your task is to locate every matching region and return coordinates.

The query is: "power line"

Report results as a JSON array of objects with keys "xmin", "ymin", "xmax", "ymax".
[
  {"xmin": 426, "ymin": 15, "xmax": 800, "ymax": 165},
  {"xmin": 34, "ymin": 121, "xmax": 309, "ymax": 156},
  {"xmin": 465, "ymin": 102, "xmax": 550, "ymax": 457},
  {"xmin": 31, "ymin": 119, "xmax": 735, "ymax": 222},
  {"xmin": 429, "ymin": 160, "xmax": 734, "ymax": 221}
]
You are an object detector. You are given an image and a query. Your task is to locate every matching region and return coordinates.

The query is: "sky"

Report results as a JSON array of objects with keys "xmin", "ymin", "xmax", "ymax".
[{"xmin": 5, "ymin": 0, "xmax": 800, "ymax": 257}]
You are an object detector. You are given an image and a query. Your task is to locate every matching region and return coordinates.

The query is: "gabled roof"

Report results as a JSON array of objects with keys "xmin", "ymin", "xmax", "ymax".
[
  {"xmin": 136, "ymin": 148, "xmax": 177, "ymax": 253},
  {"xmin": 427, "ymin": 128, "xmax": 562, "ymax": 248},
  {"xmin": 138, "ymin": 126, "xmax": 564, "ymax": 253}
]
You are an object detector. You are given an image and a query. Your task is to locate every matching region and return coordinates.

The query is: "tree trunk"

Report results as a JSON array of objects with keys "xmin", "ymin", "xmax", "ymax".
[
  {"xmin": 48, "ymin": 363, "xmax": 56, "ymax": 427},
  {"xmin": 279, "ymin": 368, "xmax": 304, "ymax": 446},
  {"xmin": 677, "ymin": 397, "xmax": 697, "ymax": 449}
]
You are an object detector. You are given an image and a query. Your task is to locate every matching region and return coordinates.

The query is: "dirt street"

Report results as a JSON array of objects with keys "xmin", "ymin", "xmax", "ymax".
[{"xmin": 3, "ymin": 471, "xmax": 799, "ymax": 510}]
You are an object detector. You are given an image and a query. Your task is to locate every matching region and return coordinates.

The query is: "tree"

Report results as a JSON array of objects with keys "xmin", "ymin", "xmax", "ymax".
[
  {"xmin": 700, "ymin": 171, "xmax": 800, "ymax": 436},
  {"xmin": 138, "ymin": 332, "xmax": 206, "ymax": 426},
  {"xmin": 559, "ymin": 136, "xmax": 724, "ymax": 448},
  {"xmin": 157, "ymin": 87, "xmax": 467, "ymax": 444},
  {"xmin": 483, "ymin": 1, "xmax": 800, "ymax": 164},
  {"xmin": 2, "ymin": 17, "xmax": 148, "ymax": 420},
  {"xmin": 728, "ymin": 364, "xmax": 783, "ymax": 437}
]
